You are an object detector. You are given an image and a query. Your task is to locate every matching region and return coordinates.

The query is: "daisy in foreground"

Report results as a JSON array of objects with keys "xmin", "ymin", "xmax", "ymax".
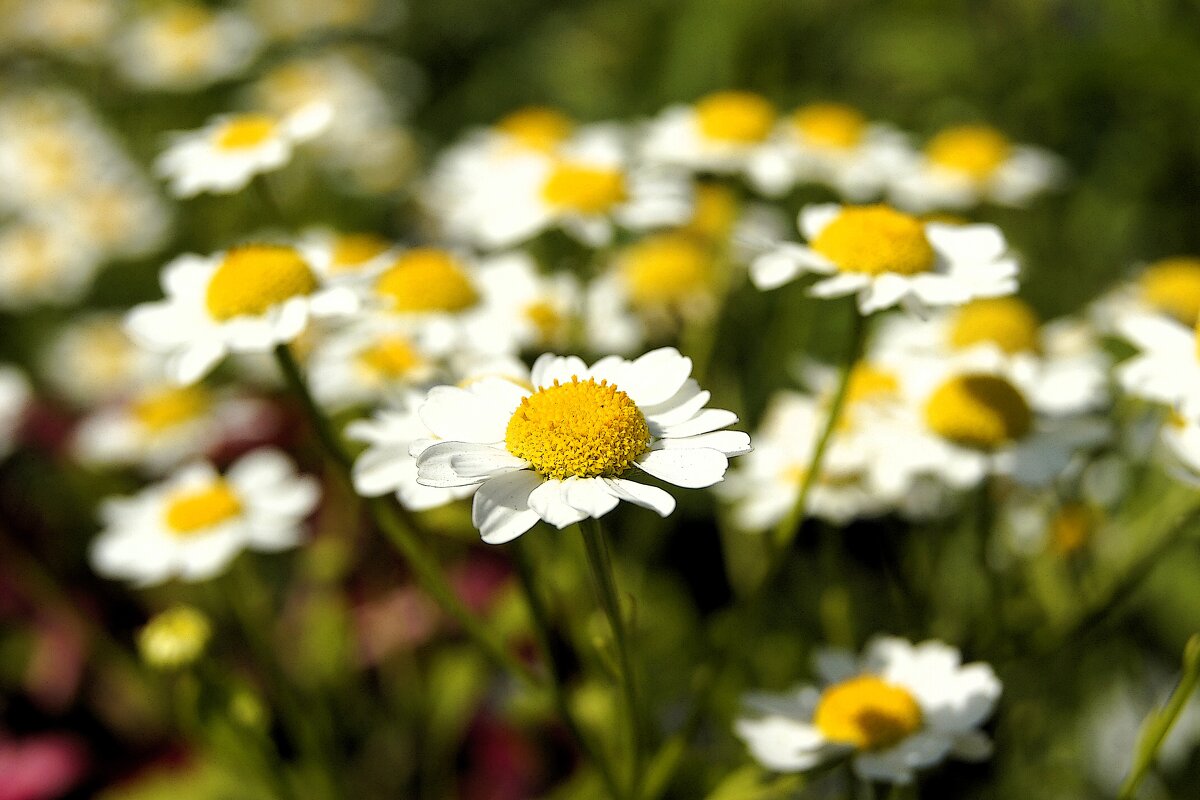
[
  {"xmin": 408, "ymin": 348, "xmax": 750, "ymax": 543},
  {"xmin": 735, "ymin": 637, "xmax": 1001, "ymax": 784},
  {"xmin": 749, "ymin": 204, "xmax": 1017, "ymax": 315},
  {"xmin": 90, "ymin": 448, "xmax": 319, "ymax": 586}
]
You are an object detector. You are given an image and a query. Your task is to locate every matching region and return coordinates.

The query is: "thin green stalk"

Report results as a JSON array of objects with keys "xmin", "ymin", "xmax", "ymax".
[
  {"xmin": 512, "ymin": 538, "xmax": 625, "ymax": 799},
  {"xmin": 579, "ymin": 517, "xmax": 643, "ymax": 800},
  {"xmin": 271, "ymin": 344, "xmax": 542, "ymax": 688},
  {"xmin": 1118, "ymin": 634, "xmax": 1200, "ymax": 799}
]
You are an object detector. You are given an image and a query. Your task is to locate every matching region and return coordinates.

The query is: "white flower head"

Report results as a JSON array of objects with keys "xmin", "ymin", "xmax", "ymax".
[
  {"xmin": 408, "ymin": 347, "xmax": 750, "ymax": 543},
  {"xmin": 1115, "ymin": 311, "xmax": 1200, "ymax": 419},
  {"xmin": 889, "ymin": 124, "xmax": 1064, "ymax": 212},
  {"xmin": 0, "ymin": 219, "xmax": 101, "ymax": 310},
  {"xmin": 125, "ymin": 244, "xmax": 359, "ymax": 385},
  {"xmin": 750, "ymin": 203, "xmax": 1018, "ymax": 315},
  {"xmin": 307, "ymin": 315, "xmax": 442, "ymax": 412},
  {"xmin": 90, "ymin": 448, "xmax": 319, "ymax": 586},
  {"xmin": 156, "ymin": 106, "xmax": 331, "ymax": 198},
  {"xmin": 469, "ymin": 251, "xmax": 581, "ymax": 355},
  {"xmin": 736, "ymin": 636, "xmax": 1001, "ymax": 784},
  {"xmin": 297, "ymin": 228, "xmax": 397, "ymax": 287},
  {"xmin": 641, "ymin": 91, "xmax": 779, "ymax": 178},
  {"xmin": 40, "ymin": 314, "xmax": 164, "ymax": 407}
]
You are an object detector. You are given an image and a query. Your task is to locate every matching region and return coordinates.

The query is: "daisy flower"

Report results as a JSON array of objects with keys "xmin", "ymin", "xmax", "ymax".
[
  {"xmin": 641, "ymin": 91, "xmax": 778, "ymax": 178},
  {"xmin": 749, "ymin": 203, "xmax": 1018, "ymax": 315},
  {"xmin": 155, "ymin": 106, "xmax": 331, "ymax": 198},
  {"xmin": 889, "ymin": 124, "xmax": 1064, "ymax": 212},
  {"xmin": 735, "ymin": 636, "xmax": 1001, "ymax": 784},
  {"xmin": 40, "ymin": 314, "xmax": 163, "ymax": 407},
  {"xmin": 125, "ymin": 244, "xmax": 359, "ymax": 384},
  {"xmin": 1113, "ymin": 311, "xmax": 1200, "ymax": 418},
  {"xmin": 409, "ymin": 347, "xmax": 750, "ymax": 543},
  {"xmin": 306, "ymin": 316, "xmax": 442, "ymax": 411},
  {"xmin": 0, "ymin": 219, "xmax": 101, "ymax": 310},
  {"xmin": 469, "ymin": 252, "xmax": 581, "ymax": 355},
  {"xmin": 1090, "ymin": 256, "xmax": 1200, "ymax": 334},
  {"xmin": 90, "ymin": 448, "xmax": 319, "ymax": 586},
  {"xmin": 0, "ymin": 366, "xmax": 31, "ymax": 460},
  {"xmin": 297, "ymin": 228, "xmax": 397, "ymax": 287}
]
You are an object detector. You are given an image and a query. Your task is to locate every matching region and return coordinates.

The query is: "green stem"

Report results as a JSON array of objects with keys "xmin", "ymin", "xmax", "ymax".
[
  {"xmin": 1118, "ymin": 634, "xmax": 1200, "ymax": 799},
  {"xmin": 271, "ymin": 344, "xmax": 542, "ymax": 688},
  {"xmin": 579, "ymin": 517, "xmax": 643, "ymax": 800},
  {"xmin": 512, "ymin": 538, "xmax": 624, "ymax": 798}
]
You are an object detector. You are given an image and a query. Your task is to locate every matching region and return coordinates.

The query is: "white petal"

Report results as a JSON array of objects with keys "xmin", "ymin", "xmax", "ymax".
[
  {"xmin": 612, "ymin": 347, "xmax": 693, "ymax": 406},
  {"xmin": 472, "ymin": 469, "xmax": 542, "ymax": 544},
  {"xmin": 419, "ymin": 385, "xmax": 512, "ymax": 443},
  {"xmin": 799, "ymin": 203, "xmax": 842, "ymax": 241},
  {"xmin": 925, "ymin": 223, "xmax": 1007, "ymax": 263},
  {"xmin": 563, "ymin": 477, "xmax": 620, "ymax": 518},
  {"xmin": 170, "ymin": 341, "xmax": 226, "ymax": 385},
  {"xmin": 531, "ymin": 353, "xmax": 589, "ymax": 387},
  {"xmin": 636, "ymin": 448, "xmax": 729, "ymax": 488},
  {"xmin": 653, "ymin": 430, "xmax": 752, "ymax": 457},
  {"xmin": 808, "ymin": 272, "xmax": 869, "ymax": 299},
  {"xmin": 603, "ymin": 478, "xmax": 676, "ymax": 517},
  {"xmin": 416, "ymin": 442, "xmax": 510, "ymax": 487},
  {"xmin": 659, "ymin": 409, "xmax": 738, "ymax": 438},
  {"xmin": 352, "ymin": 446, "xmax": 412, "ymax": 497},
  {"xmin": 528, "ymin": 479, "xmax": 589, "ymax": 529}
]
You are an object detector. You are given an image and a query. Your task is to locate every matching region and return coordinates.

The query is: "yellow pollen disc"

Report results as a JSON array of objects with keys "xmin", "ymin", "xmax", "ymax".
[
  {"xmin": 792, "ymin": 102, "xmax": 866, "ymax": 150},
  {"xmin": 924, "ymin": 373, "xmax": 1033, "ymax": 450},
  {"xmin": 329, "ymin": 233, "xmax": 390, "ymax": 272},
  {"xmin": 375, "ymin": 248, "xmax": 480, "ymax": 313},
  {"xmin": 845, "ymin": 363, "xmax": 901, "ymax": 406},
  {"xmin": 814, "ymin": 676, "xmax": 924, "ymax": 751},
  {"xmin": 205, "ymin": 245, "xmax": 318, "ymax": 321},
  {"xmin": 812, "ymin": 205, "xmax": 935, "ymax": 276},
  {"xmin": 541, "ymin": 162, "xmax": 628, "ymax": 214},
  {"xmin": 1140, "ymin": 257, "xmax": 1200, "ymax": 324},
  {"xmin": 683, "ymin": 183, "xmax": 738, "ymax": 242},
  {"xmin": 1049, "ymin": 502, "xmax": 1093, "ymax": 556},
  {"xmin": 695, "ymin": 91, "xmax": 776, "ymax": 143},
  {"xmin": 505, "ymin": 377, "xmax": 651, "ymax": 480},
  {"xmin": 620, "ymin": 233, "xmax": 712, "ymax": 307},
  {"xmin": 523, "ymin": 301, "xmax": 565, "ymax": 343},
  {"xmin": 214, "ymin": 114, "xmax": 279, "ymax": 151},
  {"xmin": 926, "ymin": 125, "xmax": 1012, "ymax": 181},
  {"xmin": 132, "ymin": 386, "xmax": 212, "ymax": 432},
  {"xmin": 948, "ymin": 297, "xmax": 1041, "ymax": 355},
  {"xmin": 358, "ymin": 335, "xmax": 423, "ymax": 378},
  {"xmin": 163, "ymin": 481, "xmax": 243, "ymax": 536},
  {"xmin": 495, "ymin": 107, "xmax": 574, "ymax": 151}
]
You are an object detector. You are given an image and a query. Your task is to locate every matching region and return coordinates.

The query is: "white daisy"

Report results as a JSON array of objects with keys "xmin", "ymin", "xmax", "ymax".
[
  {"xmin": 0, "ymin": 366, "xmax": 31, "ymax": 460},
  {"xmin": 641, "ymin": 91, "xmax": 778, "ymax": 178},
  {"xmin": 1114, "ymin": 311, "xmax": 1200, "ymax": 418},
  {"xmin": 408, "ymin": 347, "xmax": 750, "ymax": 543},
  {"xmin": 889, "ymin": 124, "xmax": 1064, "ymax": 212},
  {"xmin": 125, "ymin": 244, "xmax": 359, "ymax": 384},
  {"xmin": 1089, "ymin": 257, "xmax": 1200, "ymax": 335},
  {"xmin": 469, "ymin": 251, "xmax": 581, "ymax": 355},
  {"xmin": 749, "ymin": 203, "xmax": 1018, "ymax": 315},
  {"xmin": 735, "ymin": 636, "xmax": 1001, "ymax": 785},
  {"xmin": 297, "ymin": 228, "xmax": 397, "ymax": 287},
  {"xmin": 0, "ymin": 219, "xmax": 101, "ymax": 310},
  {"xmin": 307, "ymin": 315, "xmax": 441, "ymax": 411},
  {"xmin": 155, "ymin": 106, "xmax": 331, "ymax": 198},
  {"xmin": 40, "ymin": 314, "xmax": 163, "ymax": 407},
  {"xmin": 90, "ymin": 448, "xmax": 319, "ymax": 586}
]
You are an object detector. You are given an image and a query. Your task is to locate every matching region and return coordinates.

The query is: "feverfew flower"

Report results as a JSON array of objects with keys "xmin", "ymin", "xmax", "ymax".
[
  {"xmin": 735, "ymin": 637, "xmax": 1001, "ymax": 784},
  {"xmin": 410, "ymin": 348, "xmax": 750, "ymax": 543},
  {"xmin": 156, "ymin": 107, "xmax": 330, "ymax": 198},
  {"xmin": 1090, "ymin": 256, "xmax": 1200, "ymax": 334},
  {"xmin": 307, "ymin": 317, "xmax": 441, "ymax": 412},
  {"xmin": 469, "ymin": 252, "xmax": 581, "ymax": 355},
  {"xmin": 298, "ymin": 229, "xmax": 396, "ymax": 287},
  {"xmin": 1113, "ymin": 311, "xmax": 1200, "ymax": 418},
  {"xmin": 750, "ymin": 203, "xmax": 1018, "ymax": 315},
  {"xmin": 90, "ymin": 448, "xmax": 319, "ymax": 586},
  {"xmin": 40, "ymin": 314, "xmax": 162, "ymax": 407},
  {"xmin": 0, "ymin": 220, "xmax": 100, "ymax": 309},
  {"xmin": 0, "ymin": 366, "xmax": 31, "ymax": 460},
  {"xmin": 642, "ymin": 91, "xmax": 778, "ymax": 178},
  {"xmin": 125, "ymin": 244, "xmax": 358, "ymax": 384},
  {"xmin": 889, "ymin": 124, "xmax": 1063, "ymax": 212}
]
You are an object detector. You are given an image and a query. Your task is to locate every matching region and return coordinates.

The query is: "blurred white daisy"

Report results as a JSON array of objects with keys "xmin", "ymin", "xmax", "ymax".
[
  {"xmin": 90, "ymin": 448, "xmax": 319, "ymax": 586},
  {"xmin": 4, "ymin": 0, "xmax": 118, "ymax": 58},
  {"xmin": 889, "ymin": 124, "xmax": 1064, "ymax": 212},
  {"xmin": 735, "ymin": 636, "xmax": 1001, "ymax": 784},
  {"xmin": 750, "ymin": 203, "xmax": 1018, "ymax": 315},
  {"xmin": 1113, "ymin": 311, "xmax": 1200, "ymax": 418},
  {"xmin": 410, "ymin": 347, "xmax": 750, "ymax": 543},
  {"xmin": 307, "ymin": 316, "xmax": 441, "ymax": 411},
  {"xmin": 469, "ymin": 252, "xmax": 581, "ymax": 355},
  {"xmin": 156, "ymin": 107, "xmax": 331, "ymax": 198},
  {"xmin": 125, "ymin": 244, "xmax": 359, "ymax": 384},
  {"xmin": 110, "ymin": 2, "xmax": 262, "ymax": 92},
  {"xmin": 642, "ymin": 91, "xmax": 778, "ymax": 178},
  {"xmin": 0, "ymin": 219, "xmax": 101, "ymax": 310},
  {"xmin": 40, "ymin": 314, "xmax": 163, "ymax": 407},
  {"xmin": 1091, "ymin": 256, "xmax": 1200, "ymax": 336},
  {"xmin": 298, "ymin": 229, "xmax": 396, "ymax": 286},
  {"xmin": 0, "ymin": 366, "xmax": 31, "ymax": 460}
]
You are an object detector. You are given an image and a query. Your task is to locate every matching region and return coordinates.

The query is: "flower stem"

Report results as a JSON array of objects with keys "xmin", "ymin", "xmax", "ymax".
[
  {"xmin": 512, "ymin": 537, "xmax": 625, "ymax": 798},
  {"xmin": 579, "ymin": 516, "xmax": 643, "ymax": 800},
  {"xmin": 271, "ymin": 344, "xmax": 542, "ymax": 688}
]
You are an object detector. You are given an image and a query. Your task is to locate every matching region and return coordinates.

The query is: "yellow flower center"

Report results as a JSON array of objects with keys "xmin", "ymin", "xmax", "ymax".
[
  {"xmin": 948, "ymin": 297, "xmax": 1041, "ymax": 355},
  {"xmin": 163, "ymin": 481, "xmax": 243, "ymax": 536},
  {"xmin": 1140, "ymin": 257, "xmax": 1200, "ymax": 324},
  {"xmin": 924, "ymin": 373, "xmax": 1033, "ymax": 450},
  {"xmin": 329, "ymin": 233, "xmax": 390, "ymax": 273},
  {"xmin": 214, "ymin": 114, "xmax": 279, "ymax": 151},
  {"xmin": 846, "ymin": 364, "xmax": 901, "ymax": 405},
  {"xmin": 204, "ymin": 245, "xmax": 319, "ymax": 321},
  {"xmin": 505, "ymin": 377, "xmax": 651, "ymax": 480},
  {"xmin": 495, "ymin": 107, "xmax": 574, "ymax": 152},
  {"xmin": 695, "ymin": 91, "xmax": 776, "ymax": 143},
  {"xmin": 131, "ymin": 386, "xmax": 212, "ymax": 432},
  {"xmin": 375, "ymin": 248, "xmax": 480, "ymax": 313},
  {"xmin": 792, "ymin": 102, "xmax": 866, "ymax": 150},
  {"xmin": 523, "ymin": 301, "xmax": 566, "ymax": 343},
  {"xmin": 620, "ymin": 233, "xmax": 712, "ymax": 307},
  {"xmin": 926, "ymin": 125, "xmax": 1012, "ymax": 181},
  {"xmin": 683, "ymin": 183, "xmax": 738, "ymax": 242},
  {"xmin": 541, "ymin": 162, "xmax": 628, "ymax": 214},
  {"xmin": 357, "ymin": 335, "xmax": 423, "ymax": 378},
  {"xmin": 814, "ymin": 676, "xmax": 924, "ymax": 751},
  {"xmin": 811, "ymin": 205, "xmax": 936, "ymax": 276},
  {"xmin": 1049, "ymin": 502, "xmax": 1093, "ymax": 555}
]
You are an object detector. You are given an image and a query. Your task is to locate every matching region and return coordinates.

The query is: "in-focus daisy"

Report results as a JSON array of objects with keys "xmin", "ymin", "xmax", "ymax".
[
  {"xmin": 1113, "ymin": 311, "xmax": 1200, "ymax": 418},
  {"xmin": 90, "ymin": 448, "xmax": 319, "ymax": 586},
  {"xmin": 735, "ymin": 637, "xmax": 1001, "ymax": 784},
  {"xmin": 889, "ymin": 124, "xmax": 1064, "ymax": 212},
  {"xmin": 749, "ymin": 203, "xmax": 1018, "ymax": 315},
  {"xmin": 409, "ymin": 348, "xmax": 750, "ymax": 543},
  {"xmin": 125, "ymin": 244, "xmax": 359, "ymax": 384},
  {"xmin": 156, "ymin": 107, "xmax": 330, "ymax": 198},
  {"xmin": 642, "ymin": 91, "xmax": 778, "ymax": 178},
  {"xmin": 0, "ymin": 366, "xmax": 31, "ymax": 460}
]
